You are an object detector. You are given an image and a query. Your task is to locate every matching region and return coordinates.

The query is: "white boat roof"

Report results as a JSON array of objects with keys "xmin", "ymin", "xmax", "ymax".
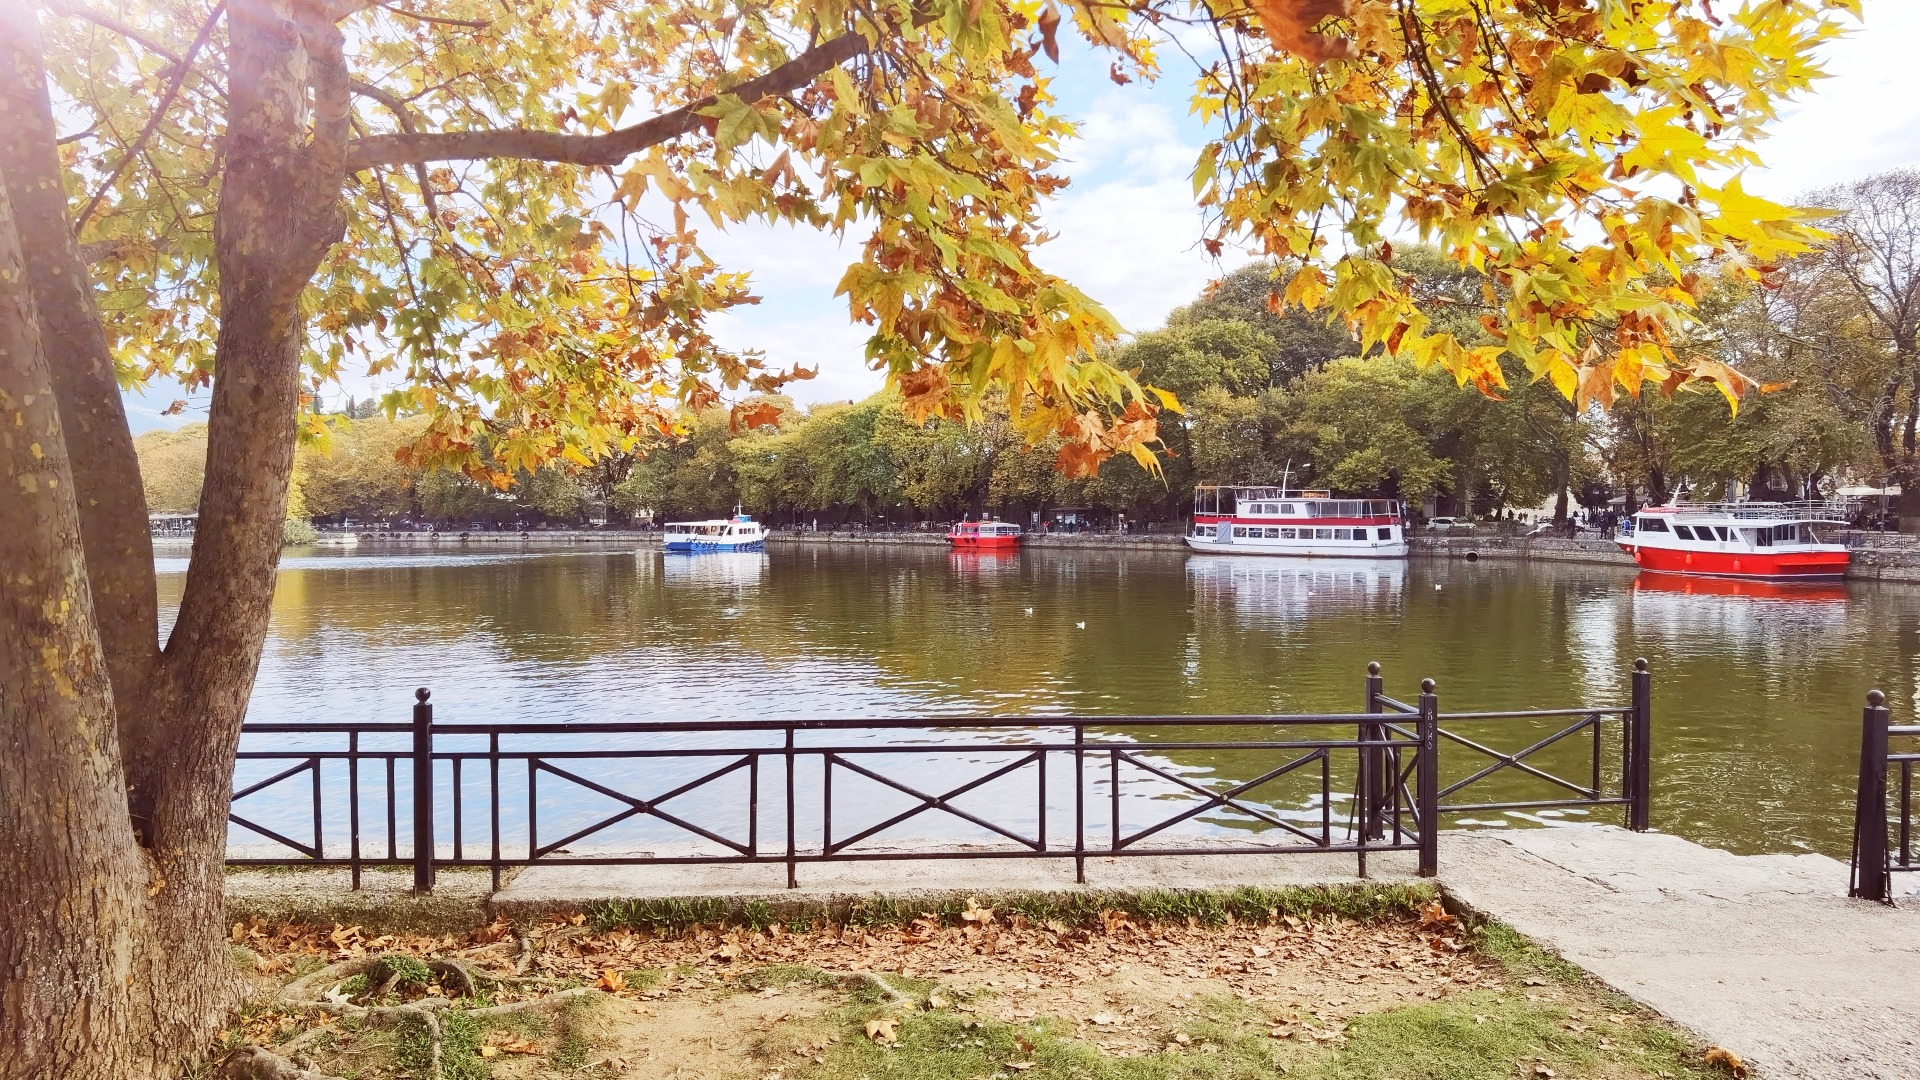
[{"xmin": 664, "ymin": 518, "xmax": 759, "ymax": 527}]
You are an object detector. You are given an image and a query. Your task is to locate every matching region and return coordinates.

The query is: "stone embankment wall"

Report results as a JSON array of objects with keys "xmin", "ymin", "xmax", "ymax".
[
  {"xmin": 1410, "ymin": 535, "xmax": 1634, "ymax": 567},
  {"xmin": 1836, "ymin": 531, "xmax": 1920, "ymax": 584},
  {"xmin": 309, "ymin": 525, "xmax": 1920, "ymax": 582}
]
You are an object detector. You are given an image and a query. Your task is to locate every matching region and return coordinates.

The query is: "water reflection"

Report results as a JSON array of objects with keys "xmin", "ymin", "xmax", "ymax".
[{"xmin": 175, "ymin": 543, "xmax": 1920, "ymax": 859}]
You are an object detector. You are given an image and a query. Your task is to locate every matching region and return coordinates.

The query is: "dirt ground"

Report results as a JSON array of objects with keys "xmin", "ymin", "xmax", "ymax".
[{"xmin": 221, "ymin": 897, "xmax": 1511, "ymax": 1079}]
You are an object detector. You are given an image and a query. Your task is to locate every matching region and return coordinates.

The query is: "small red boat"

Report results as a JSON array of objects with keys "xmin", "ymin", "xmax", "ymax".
[
  {"xmin": 1617, "ymin": 502, "xmax": 1850, "ymax": 580},
  {"xmin": 946, "ymin": 519, "xmax": 1021, "ymax": 550}
]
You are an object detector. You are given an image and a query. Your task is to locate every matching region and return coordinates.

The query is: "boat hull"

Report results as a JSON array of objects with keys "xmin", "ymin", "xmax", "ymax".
[
  {"xmin": 1185, "ymin": 535, "xmax": 1408, "ymax": 558},
  {"xmin": 1617, "ymin": 541, "xmax": 1848, "ymax": 579},
  {"xmin": 947, "ymin": 535, "xmax": 1020, "ymax": 550},
  {"xmin": 663, "ymin": 538, "xmax": 766, "ymax": 552}
]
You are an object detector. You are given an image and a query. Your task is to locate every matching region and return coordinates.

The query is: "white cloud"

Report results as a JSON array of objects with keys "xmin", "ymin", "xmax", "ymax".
[{"xmin": 1743, "ymin": 0, "xmax": 1920, "ymax": 198}]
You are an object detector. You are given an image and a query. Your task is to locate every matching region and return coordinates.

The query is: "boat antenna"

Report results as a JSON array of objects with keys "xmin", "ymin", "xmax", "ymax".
[{"xmin": 1280, "ymin": 459, "xmax": 1293, "ymax": 495}]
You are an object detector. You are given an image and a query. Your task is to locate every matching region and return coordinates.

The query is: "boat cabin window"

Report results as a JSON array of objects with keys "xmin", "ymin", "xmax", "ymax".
[
  {"xmin": 1672, "ymin": 525, "xmax": 1695, "ymax": 540},
  {"xmin": 1378, "ymin": 527, "xmax": 1393, "ymax": 541},
  {"xmin": 1637, "ymin": 517, "xmax": 1669, "ymax": 533}
]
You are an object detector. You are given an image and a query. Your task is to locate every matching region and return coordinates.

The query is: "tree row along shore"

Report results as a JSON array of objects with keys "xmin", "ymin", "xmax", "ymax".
[{"xmin": 140, "ymin": 214, "xmax": 1920, "ymax": 537}]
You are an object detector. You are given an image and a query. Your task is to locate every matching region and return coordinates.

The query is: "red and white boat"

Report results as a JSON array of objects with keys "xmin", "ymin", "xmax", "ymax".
[
  {"xmin": 1618, "ymin": 502, "xmax": 1851, "ymax": 580},
  {"xmin": 1185, "ymin": 485, "xmax": 1407, "ymax": 558},
  {"xmin": 947, "ymin": 519, "xmax": 1022, "ymax": 550}
]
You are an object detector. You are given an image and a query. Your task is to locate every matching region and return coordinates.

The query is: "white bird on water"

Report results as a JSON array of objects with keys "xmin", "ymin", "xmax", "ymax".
[
  {"xmin": 1076, "ymin": 621, "xmax": 1086, "ymax": 629},
  {"xmin": 1024, "ymin": 607, "xmax": 1034, "ymax": 615},
  {"xmin": 1434, "ymin": 584, "xmax": 1443, "ymax": 591}
]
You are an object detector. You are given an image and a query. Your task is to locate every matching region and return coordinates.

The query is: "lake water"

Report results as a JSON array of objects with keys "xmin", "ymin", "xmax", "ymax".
[{"xmin": 168, "ymin": 542, "xmax": 1918, "ymax": 861}]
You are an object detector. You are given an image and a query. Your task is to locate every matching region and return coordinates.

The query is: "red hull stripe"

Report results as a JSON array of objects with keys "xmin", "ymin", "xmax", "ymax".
[
  {"xmin": 948, "ymin": 537, "xmax": 1020, "ymax": 549},
  {"xmin": 1619, "ymin": 543, "xmax": 1849, "ymax": 578}
]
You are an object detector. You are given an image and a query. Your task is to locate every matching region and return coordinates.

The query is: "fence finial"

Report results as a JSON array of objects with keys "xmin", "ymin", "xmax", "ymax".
[
  {"xmin": 416, "ymin": 687, "xmax": 431, "ymax": 703},
  {"xmin": 1634, "ymin": 657, "xmax": 1649, "ymax": 673},
  {"xmin": 1421, "ymin": 678, "xmax": 1436, "ymax": 694},
  {"xmin": 1867, "ymin": 689, "xmax": 1886, "ymax": 708},
  {"xmin": 1367, "ymin": 661, "xmax": 1381, "ymax": 676}
]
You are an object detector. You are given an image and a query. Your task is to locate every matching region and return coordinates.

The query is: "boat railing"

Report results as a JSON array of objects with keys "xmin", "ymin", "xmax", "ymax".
[{"xmin": 1663, "ymin": 500, "xmax": 1856, "ymax": 523}]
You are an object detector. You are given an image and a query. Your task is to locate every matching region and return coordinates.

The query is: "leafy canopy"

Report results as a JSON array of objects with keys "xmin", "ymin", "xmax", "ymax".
[{"xmin": 47, "ymin": 0, "xmax": 1854, "ymax": 480}]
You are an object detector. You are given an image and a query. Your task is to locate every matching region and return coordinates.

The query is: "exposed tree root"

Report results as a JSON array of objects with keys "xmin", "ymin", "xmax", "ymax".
[
  {"xmin": 217, "ymin": 1045, "xmax": 347, "ymax": 1080},
  {"xmin": 464, "ymin": 986, "xmax": 594, "ymax": 1018},
  {"xmin": 843, "ymin": 969, "xmax": 915, "ymax": 1009}
]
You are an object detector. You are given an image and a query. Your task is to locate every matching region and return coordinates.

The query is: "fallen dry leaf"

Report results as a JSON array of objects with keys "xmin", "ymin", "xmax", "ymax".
[
  {"xmin": 595, "ymin": 969, "xmax": 626, "ymax": 993},
  {"xmin": 1416, "ymin": 900, "xmax": 1458, "ymax": 930},
  {"xmin": 864, "ymin": 1017, "xmax": 899, "ymax": 1046},
  {"xmin": 1705, "ymin": 1046, "xmax": 1748, "ymax": 1078},
  {"xmin": 961, "ymin": 898, "xmax": 995, "ymax": 926}
]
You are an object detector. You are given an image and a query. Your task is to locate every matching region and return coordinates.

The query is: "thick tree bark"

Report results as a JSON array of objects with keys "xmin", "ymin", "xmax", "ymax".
[
  {"xmin": 0, "ymin": 4, "xmax": 164, "ymax": 830},
  {"xmin": 0, "ymin": 134, "xmax": 172, "ymax": 1080},
  {"xmin": 2, "ymin": 3, "xmax": 351, "ymax": 1076}
]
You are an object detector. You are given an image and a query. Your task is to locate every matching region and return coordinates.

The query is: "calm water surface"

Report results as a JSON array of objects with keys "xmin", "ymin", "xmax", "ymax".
[{"xmin": 165, "ymin": 542, "xmax": 1920, "ymax": 859}]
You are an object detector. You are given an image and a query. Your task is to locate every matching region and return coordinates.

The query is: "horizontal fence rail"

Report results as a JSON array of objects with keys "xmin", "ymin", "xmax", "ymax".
[
  {"xmin": 1851, "ymin": 689, "xmax": 1919, "ymax": 903},
  {"xmin": 226, "ymin": 663, "xmax": 1653, "ymax": 892}
]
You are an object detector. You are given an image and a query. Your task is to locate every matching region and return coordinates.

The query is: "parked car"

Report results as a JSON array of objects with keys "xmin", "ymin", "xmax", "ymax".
[{"xmin": 1426, "ymin": 517, "xmax": 1473, "ymax": 532}]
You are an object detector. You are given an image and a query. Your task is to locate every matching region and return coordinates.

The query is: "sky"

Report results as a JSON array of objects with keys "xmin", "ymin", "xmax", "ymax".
[{"xmin": 122, "ymin": 0, "xmax": 1920, "ymax": 432}]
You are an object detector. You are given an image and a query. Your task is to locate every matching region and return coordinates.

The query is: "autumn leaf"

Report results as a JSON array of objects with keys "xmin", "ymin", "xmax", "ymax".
[
  {"xmin": 1036, "ymin": 1, "xmax": 1062, "ymax": 63},
  {"xmin": 595, "ymin": 969, "xmax": 627, "ymax": 992},
  {"xmin": 729, "ymin": 402, "xmax": 784, "ymax": 432},
  {"xmin": 1415, "ymin": 900, "xmax": 1458, "ymax": 930},
  {"xmin": 1248, "ymin": 0, "xmax": 1358, "ymax": 61},
  {"xmin": 864, "ymin": 1016, "xmax": 899, "ymax": 1046},
  {"xmin": 1705, "ymin": 1047, "xmax": 1748, "ymax": 1078},
  {"xmin": 961, "ymin": 898, "xmax": 996, "ymax": 925}
]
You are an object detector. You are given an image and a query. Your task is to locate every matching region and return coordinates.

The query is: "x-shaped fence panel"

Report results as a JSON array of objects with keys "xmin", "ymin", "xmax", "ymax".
[
  {"xmin": 1108, "ymin": 747, "xmax": 1331, "ymax": 850},
  {"xmin": 527, "ymin": 754, "xmax": 757, "ymax": 859},
  {"xmin": 1434, "ymin": 710, "xmax": 1634, "ymax": 815},
  {"xmin": 822, "ymin": 750, "xmax": 1044, "ymax": 855}
]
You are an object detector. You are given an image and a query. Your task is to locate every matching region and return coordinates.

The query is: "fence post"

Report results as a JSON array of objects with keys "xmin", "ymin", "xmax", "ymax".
[
  {"xmin": 1362, "ymin": 661, "xmax": 1385, "ymax": 843},
  {"xmin": 412, "ymin": 687, "xmax": 435, "ymax": 894},
  {"xmin": 1417, "ymin": 678, "xmax": 1439, "ymax": 878},
  {"xmin": 1851, "ymin": 689, "xmax": 1891, "ymax": 903},
  {"xmin": 1629, "ymin": 658, "xmax": 1652, "ymax": 832}
]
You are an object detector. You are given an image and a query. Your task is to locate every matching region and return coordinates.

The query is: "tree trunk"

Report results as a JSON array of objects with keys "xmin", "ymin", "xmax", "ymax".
[
  {"xmin": 1, "ymin": 3, "xmax": 350, "ymax": 1076},
  {"xmin": 1552, "ymin": 454, "xmax": 1570, "ymax": 526}
]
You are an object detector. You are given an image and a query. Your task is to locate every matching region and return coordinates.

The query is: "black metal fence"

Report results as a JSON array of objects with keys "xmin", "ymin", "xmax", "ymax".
[
  {"xmin": 226, "ymin": 662, "xmax": 1653, "ymax": 892},
  {"xmin": 1850, "ymin": 689, "xmax": 1919, "ymax": 903}
]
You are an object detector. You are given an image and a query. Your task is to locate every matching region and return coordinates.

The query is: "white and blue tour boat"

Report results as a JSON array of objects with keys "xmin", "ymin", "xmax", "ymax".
[{"xmin": 662, "ymin": 511, "xmax": 768, "ymax": 552}]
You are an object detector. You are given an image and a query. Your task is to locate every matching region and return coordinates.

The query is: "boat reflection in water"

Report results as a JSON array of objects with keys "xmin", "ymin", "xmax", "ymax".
[
  {"xmin": 946, "ymin": 549, "xmax": 1021, "ymax": 577},
  {"xmin": 1631, "ymin": 571, "xmax": 1848, "ymax": 603},
  {"xmin": 658, "ymin": 549, "xmax": 769, "ymax": 589},
  {"xmin": 1186, "ymin": 554, "xmax": 1406, "ymax": 624},
  {"xmin": 1629, "ymin": 569, "xmax": 1849, "ymax": 643}
]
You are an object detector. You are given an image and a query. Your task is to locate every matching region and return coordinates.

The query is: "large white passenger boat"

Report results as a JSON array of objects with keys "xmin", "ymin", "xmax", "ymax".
[
  {"xmin": 661, "ymin": 512, "xmax": 767, "ymax": 552},
  {"xmin": 1184, "ymin": 485, "xmax": 1408, "ymax": 558},
  {"xmin": 1618, "ymin": 502, "xmax": 1851, "ymax": 580}
]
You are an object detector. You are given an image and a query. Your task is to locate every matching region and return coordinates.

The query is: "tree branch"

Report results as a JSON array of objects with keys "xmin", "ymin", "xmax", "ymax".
[
  {"xmin": 375, "ymin": 2, "xmax": 490, "ymax": 29},
  {"xmin": 72, "ymin": 1, "xmax": 226, "ymax": 234},
  {"xmin": 46, "ymin": 0, "xmax": 186, "ymax": 65},
  {"xmin": 345, "ymin": 26, "xmax": 873, "ymax": 170}
]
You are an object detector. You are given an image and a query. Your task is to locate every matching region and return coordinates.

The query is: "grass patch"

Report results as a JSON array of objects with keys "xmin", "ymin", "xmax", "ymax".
[
  {"xmin": 585, "ymin": 883, "xmax": 1438, "ymax": 935},
  {"xmin": 1468, "ymin": 920, "xmax": 1588, "ymax": 987},
  {"xmin": 395, "ymin": 1009, "xmax": 486, "ymax": 1080},
  {"xmin": 739, "ymin": 963, "xmax": 843, "ymax": 992}
]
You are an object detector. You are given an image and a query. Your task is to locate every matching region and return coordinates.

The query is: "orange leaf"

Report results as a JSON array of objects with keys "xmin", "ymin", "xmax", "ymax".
[
  {"xmin": 1248, "ymin": 0, "xmax": 1358, "ymax": 61},
  {"xmin": 729, "ymin": 402, "xmax": 783, "ymax": 432}
]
